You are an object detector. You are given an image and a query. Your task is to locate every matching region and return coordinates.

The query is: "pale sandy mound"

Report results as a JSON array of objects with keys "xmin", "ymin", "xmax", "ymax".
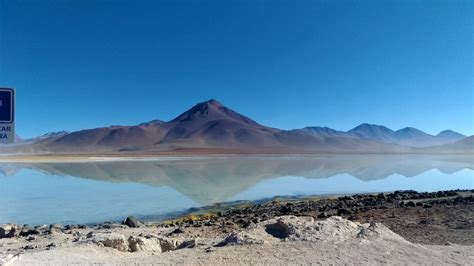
[{"xmin": 3, "ymin": 216, "xmax": 473, "ymax": 265}]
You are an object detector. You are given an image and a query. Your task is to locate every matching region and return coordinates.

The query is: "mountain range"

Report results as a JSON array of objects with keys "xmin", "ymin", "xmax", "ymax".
[{"xmin": 2, "ymin": 99, "xmax": 471, "ymax": 154}]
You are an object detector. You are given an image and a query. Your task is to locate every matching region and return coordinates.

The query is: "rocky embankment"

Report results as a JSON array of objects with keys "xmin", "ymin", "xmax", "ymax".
[
  {"xmin": 0, "ymin": 190, "xmax": 473, "ymax": 265},
  {"xmin": 174, "ymin": 189, "xmax": 474, "ymax": 245}
]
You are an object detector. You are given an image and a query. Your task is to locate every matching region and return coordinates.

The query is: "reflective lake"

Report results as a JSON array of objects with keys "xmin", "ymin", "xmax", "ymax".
[{"xmin": 1, "ymin": 155, "xmax": 473, "ymax": 225}]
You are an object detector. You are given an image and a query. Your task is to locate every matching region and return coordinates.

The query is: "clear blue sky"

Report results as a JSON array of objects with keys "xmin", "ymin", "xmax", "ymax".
[{"xmin": 0, "ymin": 0, "xmax": 472, "ymax": 138}]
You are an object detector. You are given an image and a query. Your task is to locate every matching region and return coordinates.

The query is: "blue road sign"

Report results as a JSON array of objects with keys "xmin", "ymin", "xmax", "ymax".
[{"xmin": 0, "ymin": 88, "xmax": 14, "ymax": 123}]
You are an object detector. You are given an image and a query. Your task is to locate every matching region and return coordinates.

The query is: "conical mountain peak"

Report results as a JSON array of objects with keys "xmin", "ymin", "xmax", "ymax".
[
  {"xmin": 205, "ymin": 99, "xmax": 224, "ymax": 107},
  {"xmin": 171, "ymin": 99, "xmax": 259, "ymax": 126}
]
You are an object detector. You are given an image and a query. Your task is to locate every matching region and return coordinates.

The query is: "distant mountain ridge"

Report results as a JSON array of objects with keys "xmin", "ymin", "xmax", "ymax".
[
  {"xmin": 422, "ymin": 136, "xmax": 474, "ymax": 154},
  {"xmin": 27, "ymin": 131, "xmax": 70, "ymax": 141},
  {"xmin": 1, "ymin": 99, "xmax": 470, "ymax": 154},
  {"xmin": 346, "ymin": 124, "xmax": 465, "ymax": 147}
]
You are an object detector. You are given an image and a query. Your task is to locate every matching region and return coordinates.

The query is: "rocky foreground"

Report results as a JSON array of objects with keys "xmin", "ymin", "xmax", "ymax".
[{"xmin": 1, "ymin": 190, "xmax": 473, "ymax": 265}]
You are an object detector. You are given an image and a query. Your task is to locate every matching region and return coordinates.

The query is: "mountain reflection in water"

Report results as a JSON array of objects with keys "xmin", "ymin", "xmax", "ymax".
[{"xmin": 0, "ymin": 155, "xmax": 472, "ymax": 225}]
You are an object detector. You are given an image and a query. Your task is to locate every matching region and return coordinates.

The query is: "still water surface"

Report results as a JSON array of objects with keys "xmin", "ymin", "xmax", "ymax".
[{"xmin": 0, "ymin": 155, "xmax": 472, "ymax": 225}]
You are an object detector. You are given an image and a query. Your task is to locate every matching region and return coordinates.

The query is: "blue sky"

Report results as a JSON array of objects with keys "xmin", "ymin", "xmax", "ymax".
[{"xmin": 0, "ymin": 0, "xmax": 472, "ymax": 138}]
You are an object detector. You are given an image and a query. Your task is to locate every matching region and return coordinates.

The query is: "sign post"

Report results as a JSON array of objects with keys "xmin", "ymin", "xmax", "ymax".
[{"xmin": 0, "ymin": 88, "xmax": 15, "ymax": 144}]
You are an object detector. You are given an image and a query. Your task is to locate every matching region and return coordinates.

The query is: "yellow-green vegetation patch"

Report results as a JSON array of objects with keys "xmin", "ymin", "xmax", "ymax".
[{"xmin": 160, "ymin": 212, "xmax": 218, "ymax": 225}]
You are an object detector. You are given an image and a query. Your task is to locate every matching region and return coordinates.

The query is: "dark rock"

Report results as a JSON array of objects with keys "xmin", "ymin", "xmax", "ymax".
[
  {"xmin": 339, "ymin": 196, "xmax": 354, "ymax": 201},
  {"xmin": 280, "ymin": 205, "xmax": 293, "ymax": 215},
  {"xmin": 176, "ymin": 239, "xmax": 197, "ymax": 249},
  {"xmin": 167, "ymin": 227, "xmax": 184, "ymax": 236},
  {"xmin": 65, "ymin": 225, "xmax": 79, "ymax": 230},
  {"xmin": 122, "ymin": 216, "xmax": 141, "ymax": 228},
  {"xmin": 225, "ymin": 221, "xmax": 237, "ymax": 226},
  {"xmin": 406, "ymin": 201, "xmax": 416, "ymax": 207},
  {"xmin": 318, "ymin": 212, "xmax": 329, "ymax": 218},
  {"xmin": 394, "ymin": 190, "xmax": 417, "ymax": 195},
  {"xmin": 419, "ymin": 219, "xmax": 430, "ymax": 225},
  {"xmin": 337, "ymin": 208, "xmax": 353, "ymax": 215},
  {"xmin": 99, "ymin": 223, "xmax": 125, "ymax": 229},
  {"xmin": 20, "ymin": 225, "xmax": 40, "ymax": 237},
  {"xmin": 347, "ymin": 215, "xmax": 359, "ymax": 221},
  {"xmin": 236, "ymin": 218, "xmax": 251, "ymax": 228},
  {"xmin": 215, "ymin": 232, "xmax": 263, "ymax": 247}
]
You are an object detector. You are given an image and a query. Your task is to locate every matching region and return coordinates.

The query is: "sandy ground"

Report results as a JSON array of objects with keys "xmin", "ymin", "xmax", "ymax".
[
  {"xmin": 1, "ymin": 216, "xmax": 473, "ymax": 265},
  {"xmin": 8, "ymin": 241, "xmax": 473, "ymax": 265}
]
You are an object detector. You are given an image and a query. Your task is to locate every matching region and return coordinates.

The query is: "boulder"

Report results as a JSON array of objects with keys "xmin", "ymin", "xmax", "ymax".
[
  {"xmin": 122, "ymin": 216, "xmax": 141, "ymax": 228},
  {"xmin": 158, "ymin": 237, "xmax": 178, "ymax": 252},
  {"xmin": 34, "ymin": 224, "xmax": 50, "ymax": 235},
  {"xmin": 128, "ymin": 236, "xmax": 161, "ymax": 252},
  {"xmin": 19, "ymin": 225, "xmax": 40, "ymax": 237},
  {"xmin": 92, "ymin": 233, "xmax": 129, "ymax": 251},
  {"xmin": 0, "ymin": 224, "xmax": 18, "ymax": 239},
  {"xmin": 49, "ymin": 224, "xmax": 64, "ymax": 230}
]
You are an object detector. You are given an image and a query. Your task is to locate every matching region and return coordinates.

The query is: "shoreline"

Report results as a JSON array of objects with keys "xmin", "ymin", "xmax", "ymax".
[
  {"xmin": 1, "ymin": 189, "xmax": 473, "ymax": 264},
  {"xmin": 2, "ymin": 189, "xmax": 472, "ymax": 228},
  {"xmin": 0, "ymin": 152, "xmax": 472, "ymax": 163}
]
